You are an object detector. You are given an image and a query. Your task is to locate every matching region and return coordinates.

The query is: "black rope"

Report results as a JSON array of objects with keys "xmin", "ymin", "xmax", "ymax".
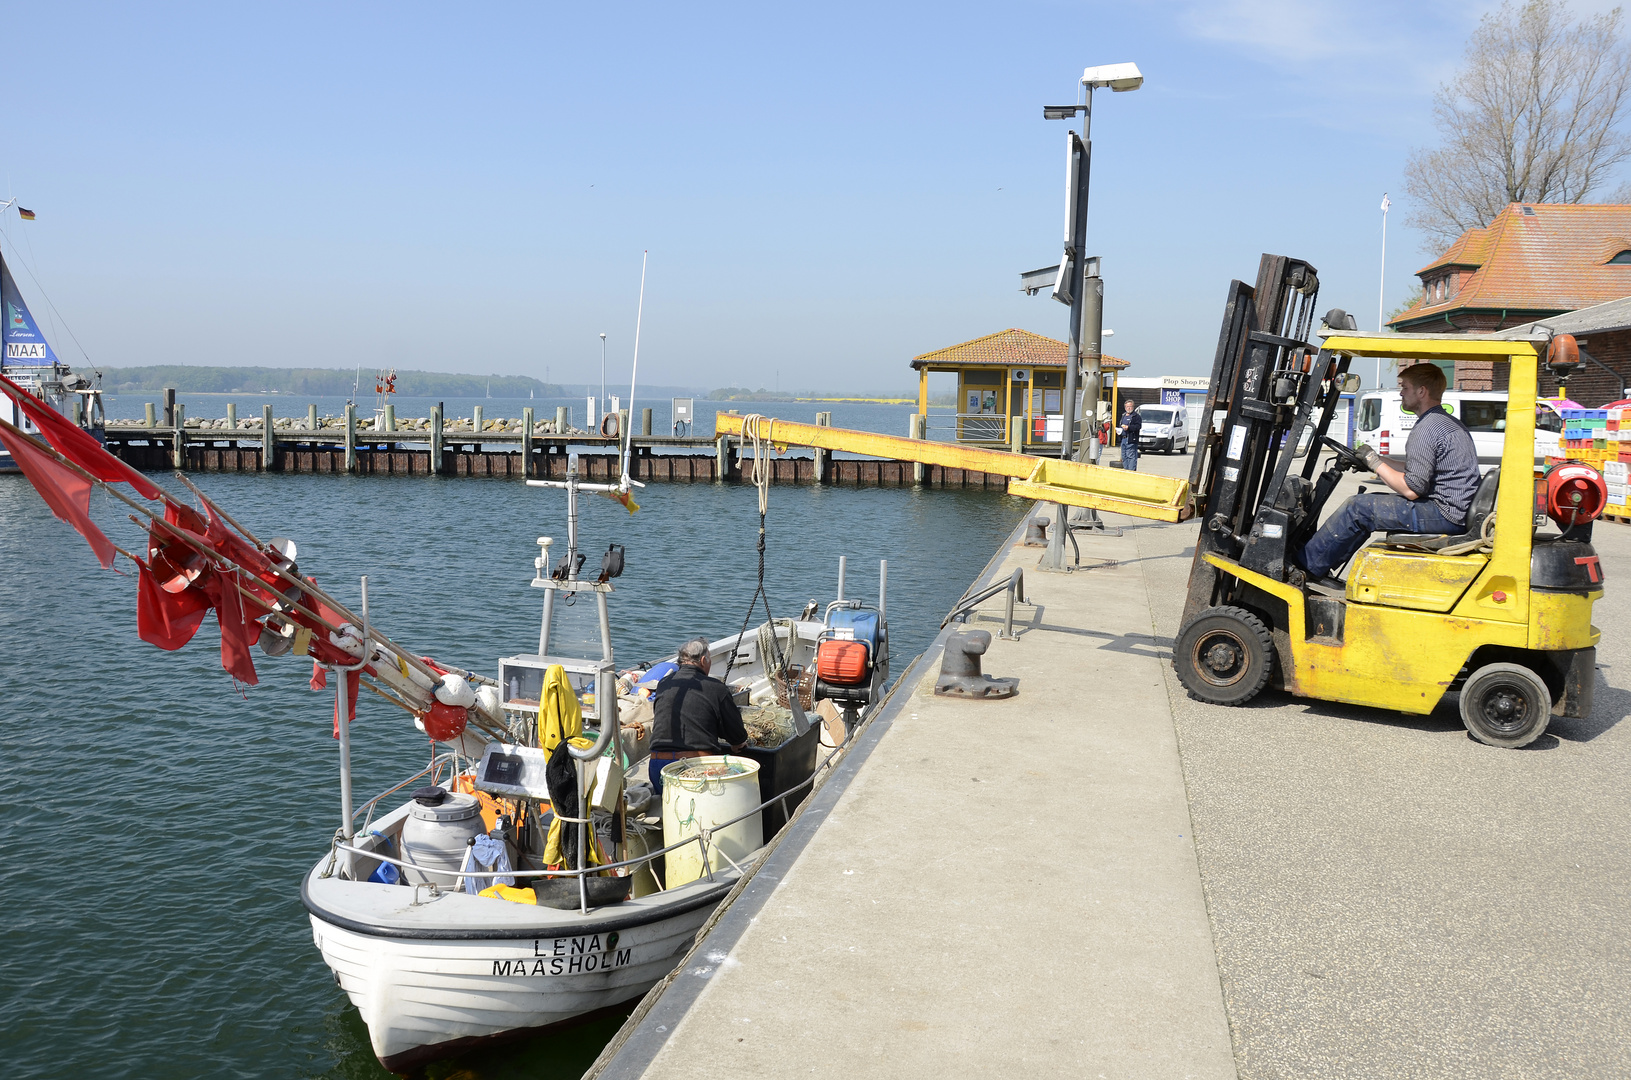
[{"xmin": 723, "ymin": 508, "xmax": 784, "ymax": 683}]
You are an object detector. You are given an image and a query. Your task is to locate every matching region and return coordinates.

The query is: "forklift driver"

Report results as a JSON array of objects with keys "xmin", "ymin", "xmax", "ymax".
[{"xmin": 1295, "ymin": 363, "xmax": 1480, "ymax": 582}]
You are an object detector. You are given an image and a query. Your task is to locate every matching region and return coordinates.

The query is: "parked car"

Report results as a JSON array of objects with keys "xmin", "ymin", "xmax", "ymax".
[
  {"xmin": 1137, "ymin": 404, "xmax": 1189, "ymax": 454},
  {"xmin": 1352, "ymin": 390, "xmax": 1562, "ymax": 472}
]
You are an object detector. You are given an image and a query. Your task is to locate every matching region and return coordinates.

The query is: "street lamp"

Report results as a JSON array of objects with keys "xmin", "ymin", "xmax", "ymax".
[
  {"xmin": 1027, "ymin": 62, "xmax": 1142, "ymax": 569},
  {"xmin": 599, "ymin": 333, "xmax": 607, "ymax": 423}
]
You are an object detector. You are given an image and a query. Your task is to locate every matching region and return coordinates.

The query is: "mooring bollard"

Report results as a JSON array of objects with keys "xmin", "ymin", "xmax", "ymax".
[{"xmin": 934, "ymin": 630, "xmax": 1019, "ymax": 699}]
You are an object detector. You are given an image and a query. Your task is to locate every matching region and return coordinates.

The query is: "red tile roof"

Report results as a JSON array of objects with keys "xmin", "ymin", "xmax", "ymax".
[
  {"xmin": 1391, "ymin": 203, "xmax": 1631, "ymax": 328},
  {"xmin": 911, "ymin": 328, "xmax": 1129, "ymax": 370}
]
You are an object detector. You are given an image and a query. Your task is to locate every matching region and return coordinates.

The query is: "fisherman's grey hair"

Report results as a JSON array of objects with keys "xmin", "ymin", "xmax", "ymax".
[{"xmin": 677, "ymin": 637, "xmax": 711, "ymax": 664}]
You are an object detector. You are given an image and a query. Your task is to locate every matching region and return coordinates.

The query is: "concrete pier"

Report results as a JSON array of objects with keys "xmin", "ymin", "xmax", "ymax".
[{"xmin": 591, "ymin": 453, "xmax": 1631, "ymax": 1079}]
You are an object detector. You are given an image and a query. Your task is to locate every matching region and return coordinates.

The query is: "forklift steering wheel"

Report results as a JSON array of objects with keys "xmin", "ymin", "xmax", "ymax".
[{"xmin": 1321, "ymin": 437, "xmax": 1370, "ymax": 473}]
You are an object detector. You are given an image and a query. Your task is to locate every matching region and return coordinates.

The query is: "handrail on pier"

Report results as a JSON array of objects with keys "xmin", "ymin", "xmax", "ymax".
[{"xmin": 941, "ymin": 568, "xmax": 1028, "ymax": 641}]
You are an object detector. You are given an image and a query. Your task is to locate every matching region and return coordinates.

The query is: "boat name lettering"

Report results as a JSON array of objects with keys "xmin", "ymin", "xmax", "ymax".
[
  {"xmin": 494, "ymin": 948, "xmax": 633, "ymax": 977},
  {"xmin": 5, "ymin": 343, "xmax": 49, "ymax": 360},
  {"xmin": 533, "ymin": 931, "xmax": 619, "ymax": 957}
]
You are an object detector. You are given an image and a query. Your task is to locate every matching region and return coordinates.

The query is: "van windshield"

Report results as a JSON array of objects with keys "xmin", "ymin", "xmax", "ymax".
[
  {"xmin": 1458, "ymin": 398, "xmax": 1506, "ymax": 431},
  {"xmin": 1139, "ymin": 407, "xmax": 1174, "ymax": 424}
]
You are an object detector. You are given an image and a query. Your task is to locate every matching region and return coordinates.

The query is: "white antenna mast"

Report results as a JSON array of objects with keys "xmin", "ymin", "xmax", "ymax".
[{"xmin": 621, "ymin": 251, "xmax": 648, "ymax": 489}]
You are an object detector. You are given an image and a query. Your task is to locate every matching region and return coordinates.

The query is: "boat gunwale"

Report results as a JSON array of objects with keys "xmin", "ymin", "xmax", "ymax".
[{"xmin": 301, "ymin": 862, "xmax": 738, "ymax": 940}]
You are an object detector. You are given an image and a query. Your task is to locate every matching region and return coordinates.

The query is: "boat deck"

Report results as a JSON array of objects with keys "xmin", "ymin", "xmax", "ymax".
[{"xmin": 586, "ymin": 452, "xmax": 1631, "ymax": 1079}]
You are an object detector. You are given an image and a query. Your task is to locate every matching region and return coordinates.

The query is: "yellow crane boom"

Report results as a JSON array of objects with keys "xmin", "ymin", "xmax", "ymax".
[{"xmin": 713, "ymin": 414, "xmax": 1193, "ymax": 522}]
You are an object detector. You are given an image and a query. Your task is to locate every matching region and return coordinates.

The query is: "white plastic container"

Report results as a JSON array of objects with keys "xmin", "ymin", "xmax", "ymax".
[
  {"xmin": 662, "ymin": 756, "xmax": 763, "ymax": 888},
  {"xmin": 398, "ymin": 788, "xmax": 485, "ymax": 887}
]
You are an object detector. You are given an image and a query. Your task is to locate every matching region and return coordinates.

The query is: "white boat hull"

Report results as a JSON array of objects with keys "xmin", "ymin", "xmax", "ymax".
[{"xmin": 303, "ymin": 859, "xmax": 734, "ymax": 1071}]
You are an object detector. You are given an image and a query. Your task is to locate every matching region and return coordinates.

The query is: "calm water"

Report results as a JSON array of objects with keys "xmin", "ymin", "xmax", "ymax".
[{"xmin": 0, "ymin": 467, "xmax": 1025, "ymax": 1078}]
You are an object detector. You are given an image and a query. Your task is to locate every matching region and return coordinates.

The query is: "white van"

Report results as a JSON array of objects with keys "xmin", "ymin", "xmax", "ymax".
[{"xmin": 1352, "ymin": 391, "xmax": 1562, "ymax": 471}]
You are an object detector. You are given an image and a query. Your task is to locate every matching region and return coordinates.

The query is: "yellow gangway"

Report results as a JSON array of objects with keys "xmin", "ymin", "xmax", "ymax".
[{"xmin": 712, "ymin": 414, "xmax": 1192, "ymax": 523}]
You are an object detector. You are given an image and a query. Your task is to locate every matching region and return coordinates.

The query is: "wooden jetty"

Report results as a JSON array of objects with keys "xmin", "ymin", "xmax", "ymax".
[{"xmin": 102, "ymin": 406, "xmax": 1012, "ymax": 489}]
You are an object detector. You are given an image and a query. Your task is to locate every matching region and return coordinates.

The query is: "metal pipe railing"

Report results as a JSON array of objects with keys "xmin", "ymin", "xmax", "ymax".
[{"xmin": 941, "ymin": 568, "xmax": 1027, "ymax": 640}]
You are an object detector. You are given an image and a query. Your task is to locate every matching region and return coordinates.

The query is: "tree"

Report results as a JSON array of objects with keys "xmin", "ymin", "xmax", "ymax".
[{"xmin": 1404, "ymin": 0, "xmax": 1631, "ymax": 246}]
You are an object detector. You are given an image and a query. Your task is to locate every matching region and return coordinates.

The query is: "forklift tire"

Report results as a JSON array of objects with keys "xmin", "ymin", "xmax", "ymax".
[
  {"xmin": 1174, "ymin": 606, "xmax": 1275, "ymax": 706},
  {"xmin": 1460, "ymin": 663, "xmax": 1552, "ymax": 748}
]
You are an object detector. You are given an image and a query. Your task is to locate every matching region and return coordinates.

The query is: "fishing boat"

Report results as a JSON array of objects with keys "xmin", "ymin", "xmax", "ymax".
[
  {"xmin": 301, "ymin": 456, "xmax": 892, "ymax": 1070},
  {"xmin": 0, "ymin": 246, "xmax": 105, "ymax": 473}
]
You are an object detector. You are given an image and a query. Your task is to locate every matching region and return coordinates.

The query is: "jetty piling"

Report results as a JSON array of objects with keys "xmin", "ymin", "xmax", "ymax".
[{"xmin": 99, "ymin": 407, "xmax": 1016, "ymax": 489}]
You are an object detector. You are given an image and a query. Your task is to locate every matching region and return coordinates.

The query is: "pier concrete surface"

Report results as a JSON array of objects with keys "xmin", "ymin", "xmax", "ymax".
[{"xmin": 591, "ymin": 453, "xmax": 1631, "ymax": 1079}]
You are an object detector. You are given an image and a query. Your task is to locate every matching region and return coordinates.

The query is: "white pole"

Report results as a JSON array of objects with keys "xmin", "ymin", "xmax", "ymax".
[
  {"xmin": 1377, "ymin": 192, "xmax": 1390, "ymax": 389},
  {"xmin": 622, "ymin": 252, "xmax": 648, "ymax": 484},
  {"xmin": 599, "ymin": 333, "xmax": 607, "ymax": 424}
]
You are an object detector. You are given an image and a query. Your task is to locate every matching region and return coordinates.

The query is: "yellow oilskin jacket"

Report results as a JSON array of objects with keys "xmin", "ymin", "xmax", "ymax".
[{"xmin": 538, "ymin": 663, "xmax": 603, "ymax": 868}]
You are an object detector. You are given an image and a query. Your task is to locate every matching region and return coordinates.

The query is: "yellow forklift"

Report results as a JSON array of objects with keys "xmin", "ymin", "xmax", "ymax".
[
  {"xmin": 1175, "ymin": 255, "xmax": 1605, "ymax": 747},
  {"xmin": 713, "ymin": 254, "xmax": 1605, "ymax": 747}
]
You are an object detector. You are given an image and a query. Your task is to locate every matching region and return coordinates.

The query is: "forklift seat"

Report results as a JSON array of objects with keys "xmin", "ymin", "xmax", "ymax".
[{"xmin": 1382, "ymin": 467, "xmax": 1500, "ymax": 552}]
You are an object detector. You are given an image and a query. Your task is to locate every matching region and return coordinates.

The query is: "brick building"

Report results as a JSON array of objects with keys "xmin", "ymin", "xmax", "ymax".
[{"xmin": 1387, "ymin": 203, "xmax": 1631, "ymax": 403}]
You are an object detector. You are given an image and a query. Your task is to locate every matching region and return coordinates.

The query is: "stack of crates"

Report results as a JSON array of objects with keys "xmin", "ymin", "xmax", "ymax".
[
  {"xmin": 1559, "ymin": 408, "xmax": 1612, "ymax": 468},
  {"xmin": 1606, "ymin": 460, "xmax": 1628, "ymax": 511}
]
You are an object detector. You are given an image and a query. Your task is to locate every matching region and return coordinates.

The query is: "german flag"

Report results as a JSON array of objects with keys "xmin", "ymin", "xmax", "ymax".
[{"xmin": 16, "ymin": 207, "xmax": 35, "ymax": 220}]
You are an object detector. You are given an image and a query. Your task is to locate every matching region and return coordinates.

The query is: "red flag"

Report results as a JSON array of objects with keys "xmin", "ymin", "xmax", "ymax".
[
  {"xmin": 136, "ymin": 559, "xmax": 211, "ymax": 650},
  {"xmin": 0, "ymin": 373, "xmax": 161, "ymax": 499},
  {"xmin": 0, "ymin": 426, "xmax": 115, "ymax": 568},
  {"xmin": 201, "ymin": 570, "xmax": 260, "ymax": 685}
]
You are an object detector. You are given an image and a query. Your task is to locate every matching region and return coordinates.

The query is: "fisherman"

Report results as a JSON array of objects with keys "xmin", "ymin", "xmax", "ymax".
[
  {"xmin": 1296, "ymin": 362, "xmax": 1479, "ymax": 584},
  {"xmin": 648, "ymin": 636, "xmax": 749, "ymax": 796}
]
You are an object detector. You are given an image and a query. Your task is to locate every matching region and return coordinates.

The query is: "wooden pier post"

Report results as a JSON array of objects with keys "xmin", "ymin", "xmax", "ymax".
[
  {"xmin": 556, "ymin": 405, "xmax": 569, "ymax": 434},
  {"xmin": 431, "ymin": 405, "xmax": 443, "ymax": 475},
  {"xmin": 307, "ymin": 403, "xmax": 318, "ymax": 431},
  {"xmin": 227, "ymin": 403, "xmax": 237, "ymax": 433},
  {"xmin": 172, "ymin": 404, "xmax": 186, "ymax": 468},
  {"xmin": 473, "ymin": 405, "xmax": 483, "ymax": 440},
  {"xmin": 522, "ymin": 406, "xmax": 535, "ymax": 478},
  {"xmin": 909, "ymin": 413, "xmax": 926, "ymax": 485},
  {"xmin": 814, "ymin": 412, "xmax": 831, "ymax": 484},
  {"xmin": 344, "ymin": 404, "xmax": 356, "ymax": 473},
  {"xmin": 383, "ymin": 403, "xmax": 395, "ymax": 435},
  {"xmin": 163, "ymin": 387, "xmax": 176, "ymax": 427},
  {"xmin": 641, "ymin": 407, "xmax": 652, "ymax": 436},
  {"xmin": 263, "ymin": 405, "xmax": 275, "ymax": 471},
  {"xmin": 145, "ymin": 402, "xmax": 156, "ymax": 428},
  {"xmin": 715, "ymin": 430, "xmax": 729, "ymax": 483}
]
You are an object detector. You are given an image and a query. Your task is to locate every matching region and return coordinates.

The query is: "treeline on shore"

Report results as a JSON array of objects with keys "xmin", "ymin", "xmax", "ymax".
[{"xmin": 97, "ymin": 366, "xmax": 559, "ymax": 397}]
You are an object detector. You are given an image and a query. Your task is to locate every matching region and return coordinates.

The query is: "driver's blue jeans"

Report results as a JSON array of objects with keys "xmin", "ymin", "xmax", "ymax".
[{"xmin": 1296, "ymin": 493, "xmax": 1463, "ymax": 579}]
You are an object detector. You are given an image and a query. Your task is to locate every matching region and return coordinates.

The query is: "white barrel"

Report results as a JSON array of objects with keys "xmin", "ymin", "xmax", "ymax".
[
  {"xmin": 662, "ymin": 756, "xmax": 764, "ymax": 888},
  {"xmin": 398, "ymin": 789, "xmax": 484, "ymax": 887}
]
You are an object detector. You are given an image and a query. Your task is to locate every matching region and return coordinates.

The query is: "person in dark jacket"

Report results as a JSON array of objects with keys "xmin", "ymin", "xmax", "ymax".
[
  {"xmin": 648, "ymin": 636, "xmax": 749, "ymax": 795},
  {"xmin": 1117, "ymin": 399, "xmax": 1142, "ymax": 471},
  {"xmin": 1296, "ymin": 363, "xmax": 1480, "ymax": 582}
]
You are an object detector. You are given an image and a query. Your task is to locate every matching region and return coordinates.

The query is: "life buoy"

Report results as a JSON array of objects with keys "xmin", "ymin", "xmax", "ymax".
[{"xmin": 600, "ymin": 413, "xmax": 620, "ymax": 438}]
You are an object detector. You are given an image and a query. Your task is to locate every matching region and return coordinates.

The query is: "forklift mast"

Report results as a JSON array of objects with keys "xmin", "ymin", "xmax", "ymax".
[{"xmin": 1183, "ymin": 254, "xmax": 1357, "ymax": 623}]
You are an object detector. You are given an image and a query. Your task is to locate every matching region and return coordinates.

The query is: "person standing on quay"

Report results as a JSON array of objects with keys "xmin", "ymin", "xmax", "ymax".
[{"xmin": 1117, "ymin": 399, "xmax": 1141, "ymax": 471}]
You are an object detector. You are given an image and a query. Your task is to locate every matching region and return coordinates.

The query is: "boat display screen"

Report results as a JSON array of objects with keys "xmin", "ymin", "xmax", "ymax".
[
  {"xmin": 484, "ymin": 754, "xmax": 524, "ymax": 786},
  {"xmin": 472, "ymin": 743, "xmax": 555, "ymax": 800}
]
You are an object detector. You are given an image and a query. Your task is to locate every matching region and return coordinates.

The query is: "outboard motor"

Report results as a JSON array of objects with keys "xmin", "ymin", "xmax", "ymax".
[{"xmin": 813, "ymin": 601, "xmax": 888, "ymax": 732}]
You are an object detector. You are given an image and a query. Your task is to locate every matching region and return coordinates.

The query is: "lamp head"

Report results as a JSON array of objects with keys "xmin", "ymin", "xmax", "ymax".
[{"xmin": 1081, "ymin": 62, "xmax": 1143, "ymax": 91}]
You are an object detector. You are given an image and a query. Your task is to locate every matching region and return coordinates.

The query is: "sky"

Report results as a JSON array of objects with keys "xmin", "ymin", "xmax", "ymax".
[{"xmin": 1, "ymin": 0, "xmax": 1625, "ymax": 393}]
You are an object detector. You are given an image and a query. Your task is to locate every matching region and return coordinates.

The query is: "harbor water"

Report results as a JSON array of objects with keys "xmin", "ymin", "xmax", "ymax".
[{"xmin": 0, "ymin": 462, "xmax": 1025, "ymax": 1078}]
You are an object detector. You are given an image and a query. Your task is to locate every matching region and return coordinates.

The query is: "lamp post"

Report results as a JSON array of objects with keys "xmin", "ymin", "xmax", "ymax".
[
  {"xmin": 1032, "ymin": 62, "xmax": 1142, "ymax": 569},
  {"xmin": 599, "ymin": 332, "xmax": 607, "ymax": 424}
]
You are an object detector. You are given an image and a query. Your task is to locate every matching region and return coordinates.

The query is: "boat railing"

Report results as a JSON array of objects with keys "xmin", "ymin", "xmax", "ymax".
[
  {"xmin": 330, "ymin": 719, "xmax": 862, "ymax": 914},
  {"xmin": 941, "ymin": 567, "xmax": 1027, "ymax": 640}
]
